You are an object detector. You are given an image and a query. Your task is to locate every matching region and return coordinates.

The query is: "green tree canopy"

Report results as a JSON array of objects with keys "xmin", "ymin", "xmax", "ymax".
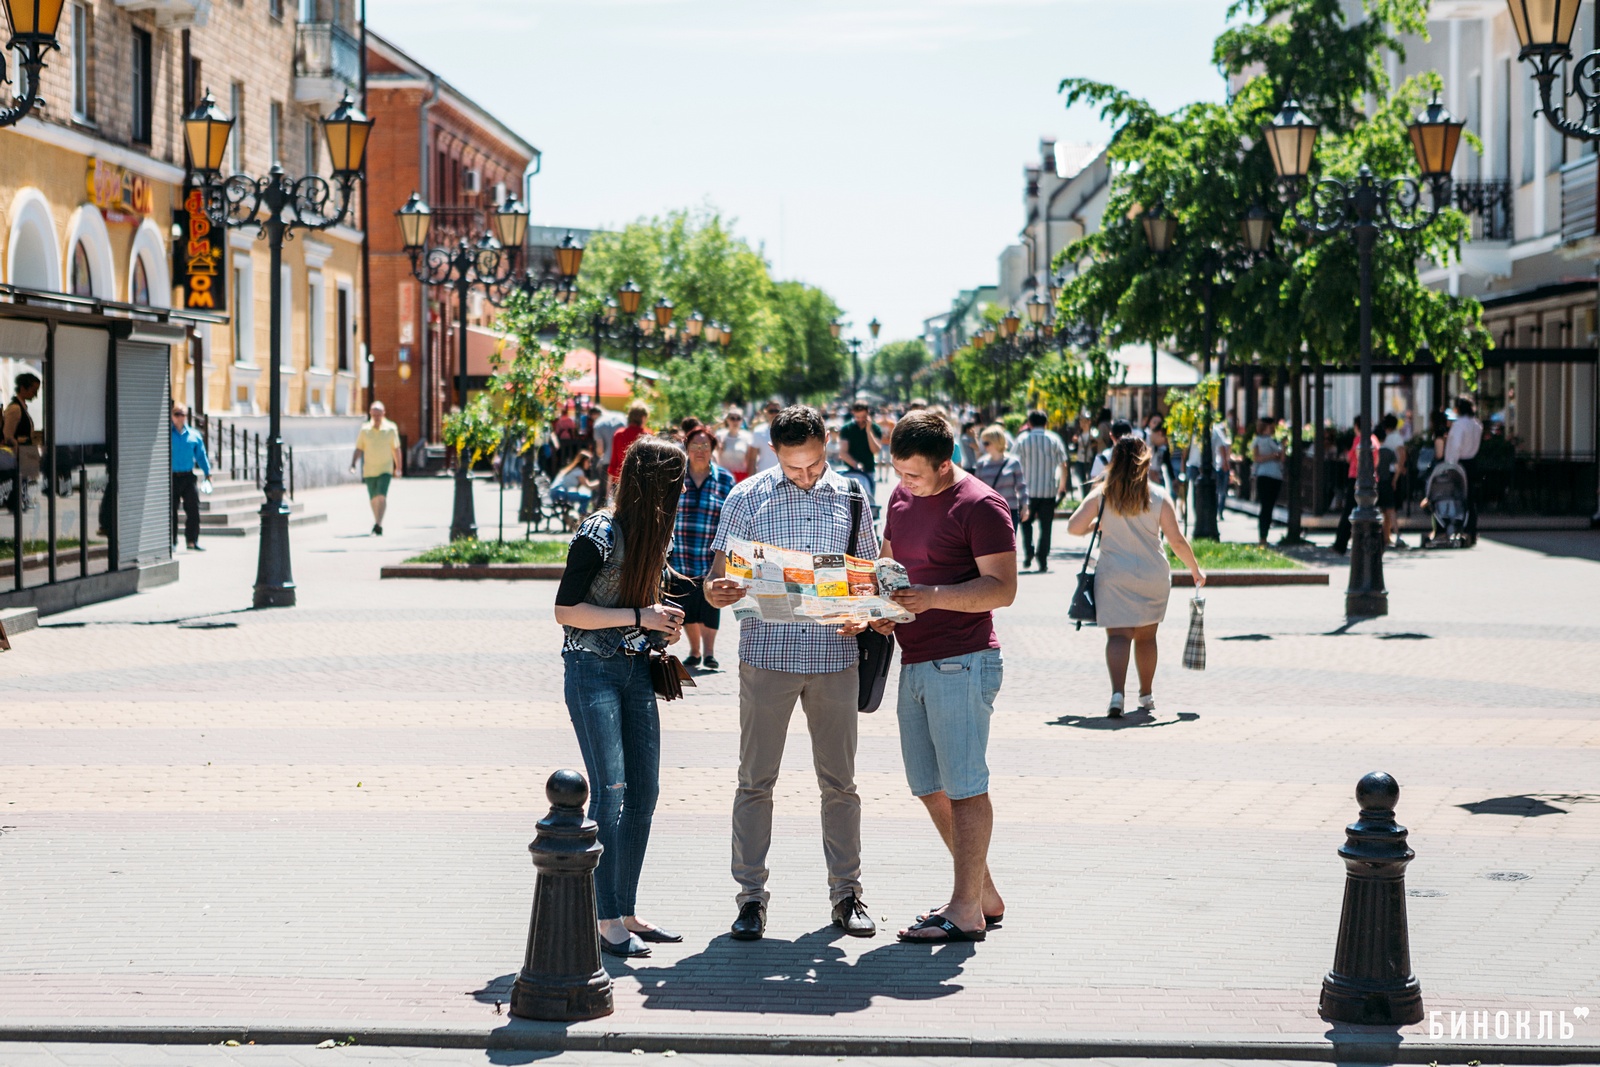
[
  {"xmin": 1057, "ymin": 0, "xmax": 1489, "ymax": 381},
  {"xmin": 578, "ymin": 206, "xmax": 845, "ymax": 405}
]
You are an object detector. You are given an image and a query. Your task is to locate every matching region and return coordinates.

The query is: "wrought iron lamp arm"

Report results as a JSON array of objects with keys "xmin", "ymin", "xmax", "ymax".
[
  {"xmin": 204, "ymin": 169, "xmax": 361, "ymax": 237},
  {"xmin": 0, "ymin": 46, "xmax": 52, "ymax": 129},
  {"xmin": 1528, "ymin": 49, "xmax": 1600, "ymax": 143},
  {"xmin": 1282, "ymin": 170, "xmax": 1448, "ymax": 238}
]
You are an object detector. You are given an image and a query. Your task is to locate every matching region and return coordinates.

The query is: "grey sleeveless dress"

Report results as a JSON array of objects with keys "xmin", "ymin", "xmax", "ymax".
[{"xmin": 1093, "ymin": 484, "xmax": 1172, "ymax": 628}]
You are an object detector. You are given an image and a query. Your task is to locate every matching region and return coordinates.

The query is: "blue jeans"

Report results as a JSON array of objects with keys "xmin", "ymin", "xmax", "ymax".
[{"xmin": 563, "ymin": 649, "xmax": 661, "ymax": 920}]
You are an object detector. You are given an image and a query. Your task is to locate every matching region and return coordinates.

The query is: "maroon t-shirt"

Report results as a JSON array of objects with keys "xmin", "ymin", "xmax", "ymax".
[{"xmin": 882, "ymin": 471, "xmax": 1016, "ymax": 665}]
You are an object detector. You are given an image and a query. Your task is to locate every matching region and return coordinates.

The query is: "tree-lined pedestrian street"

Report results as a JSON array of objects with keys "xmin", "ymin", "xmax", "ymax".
[{"xmin": 2, "ymin": 479, "xmax": 1596, "ymax": 1058}]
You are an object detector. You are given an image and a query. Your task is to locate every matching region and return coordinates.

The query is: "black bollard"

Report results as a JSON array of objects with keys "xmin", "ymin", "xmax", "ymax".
[
  {"xmin": 1319, "ymin": 771, "xmax": 1423, "ymax": 1025},
  {"xmin": 510, "ymin": 769, "xmax": 614, "ymax": 1022}
]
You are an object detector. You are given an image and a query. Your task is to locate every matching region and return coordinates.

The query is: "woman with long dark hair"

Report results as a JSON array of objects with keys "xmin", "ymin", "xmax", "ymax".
[
  {"xmin": 553, "ymin": 435, "xmax": 688, "ymax": 957},
  {"xmin": 1066, "ymin": 435, "xmax": 1205, "ymax": 718}
]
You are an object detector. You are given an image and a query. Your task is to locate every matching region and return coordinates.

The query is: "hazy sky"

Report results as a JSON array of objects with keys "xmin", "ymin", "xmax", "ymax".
[{"xmin": 371, "ymin": 0, "xmax": 1236, "ymax": 344}]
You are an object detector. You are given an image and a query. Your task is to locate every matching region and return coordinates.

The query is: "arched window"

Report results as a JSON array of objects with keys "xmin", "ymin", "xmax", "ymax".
[
  {"xmin": 70, "ymin": 242, "xmax": 94, "ymax": 297},
  {"xmin": 131, "ymin": 257, "xmax": 151, "ymax": 306}
]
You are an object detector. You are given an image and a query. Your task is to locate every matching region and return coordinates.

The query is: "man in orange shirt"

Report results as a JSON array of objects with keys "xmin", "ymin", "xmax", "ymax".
[{"xmin": 608, "ymin": 403, "xmax": 651, "ymax": 483}]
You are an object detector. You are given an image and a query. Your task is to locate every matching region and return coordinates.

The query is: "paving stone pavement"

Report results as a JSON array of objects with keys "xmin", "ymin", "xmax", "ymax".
[
  {"xmin": 0, "ymin": 476, "xmax": 1597, "ymax": 1057},
  {"xmin": 0, "ymin": 1048, "xmax": 1379, "ymax": 1067}
]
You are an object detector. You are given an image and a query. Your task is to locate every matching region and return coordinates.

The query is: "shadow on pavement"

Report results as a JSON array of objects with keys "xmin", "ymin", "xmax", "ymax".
[
  {"xmin": 1458, "ymin": 792, "xmax": 1600, "ymax": 817},
  {"xmin": 1483, "ymin": 530, "xmax": 1600, "ymax": 564},
  {"xmin": 611, "ymin": 925, "xmax": 975, "ymax": 1015},
  {"xmin": 1048, "ymin": 710, "xmax": 1201, "ymax": 730}
]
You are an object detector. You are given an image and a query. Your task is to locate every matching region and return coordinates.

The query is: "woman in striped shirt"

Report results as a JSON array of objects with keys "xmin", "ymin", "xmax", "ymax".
[{"xmin": 973, "ymin": 424, "xmax": 1029, "ymax": 533}]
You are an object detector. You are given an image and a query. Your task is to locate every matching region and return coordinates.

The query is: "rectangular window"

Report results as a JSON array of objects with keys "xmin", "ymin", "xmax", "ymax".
[
  {"xmin": 299, "ymin": 0, "xmax": 316, "ymax": 19},
  {"xmin": 337, "ymin": 286, "xmax": 351, "ymax": 372},
  {"xmin": 269, "ymin": 101, "xmax": 282, "ymax": 167},
  {"xmin": 229, "ymin": 82, "xmax": 245, "ymax": 173},
  {"xmin": 308, "ymin": 273, "xmax": 326, "ymax": 369},
  {"xmin": 1501, "ymin": 60, "xmax": 1512, "ymax": 181},
  {"xmin": 269, "ymin": 0, "xmax": 283, "ymax": 20},
  {"xmin": 71, "ymin": 4, "xmax": 90, "ymax": 122},
  {"xmin": 131, "ymin": 28, "xmax": 152, "ymax": 143},
  {"xmin": 280, "ymin": 264, "xmax": 293, "ymax": 361},
  {"xmin": 232, "ymin": 256, "xmax": 255, "ymax": 365},
  {"xmin": 304, "ymin": 119, "xmax": 318, "ymax": 174}
]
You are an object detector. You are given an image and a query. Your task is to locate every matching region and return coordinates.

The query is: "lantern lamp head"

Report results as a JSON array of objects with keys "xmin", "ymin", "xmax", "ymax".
[
  {"xmin": 183, "ymin": 88, "xmax": 235, "ymax": 178},
  {"xmin": 395, "ymin": 192, "xmax": 432, "ymax": 251},
  {"xmin": 323, "ymin": 91, "xmax": 374, "ymax": 180},
  {"xmin": 1262, "ymin": 99, "xmax": 1319, "ymax": 184}
]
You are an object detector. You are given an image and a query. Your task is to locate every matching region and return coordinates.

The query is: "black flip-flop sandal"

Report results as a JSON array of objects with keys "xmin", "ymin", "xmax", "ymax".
[
  {"xmin": 896, "ymin": 915, "xmax": 986, "ymax": 943},
  {"xmin": 919, "ymin": 903, "xmax": 1004, "ymax": 928}
]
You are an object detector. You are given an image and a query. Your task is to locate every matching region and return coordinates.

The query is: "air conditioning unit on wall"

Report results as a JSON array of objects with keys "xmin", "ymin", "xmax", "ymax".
[{"xmin": 464, "ymin": 169, "xmax": 481, "ymax": 194}]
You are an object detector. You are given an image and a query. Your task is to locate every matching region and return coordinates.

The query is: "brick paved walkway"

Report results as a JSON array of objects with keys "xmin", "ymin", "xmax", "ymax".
[{"xmin": 1, "ymin": 476, "xmax": 1597, "ymax": 1058}]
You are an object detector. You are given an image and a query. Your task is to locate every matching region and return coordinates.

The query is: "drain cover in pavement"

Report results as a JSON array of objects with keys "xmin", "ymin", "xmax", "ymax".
[{"xmin": 1484, "ymin": 871, "xmax": 1531, "ymax": 882}]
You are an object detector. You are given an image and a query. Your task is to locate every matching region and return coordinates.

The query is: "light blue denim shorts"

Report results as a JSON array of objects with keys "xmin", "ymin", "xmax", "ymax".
[{"xmin": 895, "ymin": 648, "xmax": 1003, "ymax": 801}]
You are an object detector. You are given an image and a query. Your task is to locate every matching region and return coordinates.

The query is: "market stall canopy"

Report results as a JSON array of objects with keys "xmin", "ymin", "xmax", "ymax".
[
  {"xmin": 1107, "ymin": 344, "xmax": 1202, "ymax": 388},
  {"xmin": 464, "ymin": 326, "xmax": 659, "ymax": 402}
]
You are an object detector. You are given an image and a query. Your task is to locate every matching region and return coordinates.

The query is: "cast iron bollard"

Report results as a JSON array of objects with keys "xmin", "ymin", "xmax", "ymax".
[
  {"xmin": 510, "ymin": 769, "xmax": 613, "ymax": 1021},
  {"xmin": 1319, "ymin": 771, "xmax": 1424, "ymax": 1025}
]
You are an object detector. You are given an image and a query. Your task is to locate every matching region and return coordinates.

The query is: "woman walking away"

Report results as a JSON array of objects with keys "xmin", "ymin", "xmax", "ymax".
[
  {"xmin": 1066, "ymin": 436, "xmax": 1205, "ymax": 718},
  {"xmin": 553, "ymin": 436, "xmax": 690, "ymax": 958},
  {"xmin": 973, "ymin": 424, "xmax": 1029, "ymax": 538},
  {"xmin": 1251, "ymin": 417, "xmax": 1286, "ymax": 546},
  {"xmin": 672, "ymin": 427, "xmax": 734, "ymax": 671}
]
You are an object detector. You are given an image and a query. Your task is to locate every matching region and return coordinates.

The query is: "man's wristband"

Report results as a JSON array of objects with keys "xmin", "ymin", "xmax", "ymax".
[{"xmin": 634, "ymin": 607, "xmax": 642, "ymax": 629}]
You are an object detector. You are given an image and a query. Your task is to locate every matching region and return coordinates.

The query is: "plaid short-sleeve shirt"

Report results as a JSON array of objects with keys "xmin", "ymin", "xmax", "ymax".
[
  {"xmin": 671, "ymin": 464, "xmax": 734, "ymax": 577},
  {"xmin": 710, "ymin": 466, "xmax": 878, "ymax": 674}
]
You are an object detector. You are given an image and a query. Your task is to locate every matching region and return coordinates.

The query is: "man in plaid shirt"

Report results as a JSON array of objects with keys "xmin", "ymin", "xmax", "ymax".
[
  {"xmin": 704, "ymin": 406, "xmax": 879, "ymax": 941},
  {"xmin": 671, "ymin": 428, "xmax": 735, "ymax": 670}
]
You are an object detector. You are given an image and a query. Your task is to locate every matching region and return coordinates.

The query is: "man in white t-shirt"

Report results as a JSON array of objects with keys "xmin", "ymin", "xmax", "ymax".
[
  {"xmin": 716, "ymin": 408, "xmax": 755, "ymax": 480},
  {"xmin": 1444, "ymin": 395, "xmax": 1483, "ymax": 544},
  {"xmin": 747, "ymin": 400, "xmax": 783, "ymax": 476},
  {"xmin": 1185, "ymin": 420, "xmax": 1232, "ymax": 517},
  {"xmin": 589, "ymin": 404, "xmax": 628, "ymax": 503},
  {"xmin": 1378, "ymin": 413, "xmax": 1409, "ymax": 549}
]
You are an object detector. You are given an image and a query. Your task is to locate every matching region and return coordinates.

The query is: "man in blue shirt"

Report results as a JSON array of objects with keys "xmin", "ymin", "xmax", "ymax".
[{"xmin": 170, "ymin": 405, "xmax": 211, "ymax": 551}]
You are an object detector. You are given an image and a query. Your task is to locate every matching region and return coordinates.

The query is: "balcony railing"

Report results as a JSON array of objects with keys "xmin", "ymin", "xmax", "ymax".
[
  {"xmin": 1454, "ymin": 178, "xmax": 1514, "ymax": 242},
  {"xmin": 294, "ymin": 22, "xmax": 360, "ymax": 92},
  {"xmin": 1560, "ymin": 157, "xmax": 1597, "ymax": 245}
]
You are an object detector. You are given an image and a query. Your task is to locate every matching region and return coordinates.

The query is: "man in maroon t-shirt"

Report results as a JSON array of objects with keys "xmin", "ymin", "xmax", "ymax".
[{"xmin": 868, "ymin": 411, "xmax": 1018, "ymax": 943}]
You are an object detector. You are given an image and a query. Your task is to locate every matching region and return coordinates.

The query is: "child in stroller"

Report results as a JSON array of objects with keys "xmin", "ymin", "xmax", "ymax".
[{"xmin": 1420, "ymin": 461, "xmax": 1470, "ymax": 549}]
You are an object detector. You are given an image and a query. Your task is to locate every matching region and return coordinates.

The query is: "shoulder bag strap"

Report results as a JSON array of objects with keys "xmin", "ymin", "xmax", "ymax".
[
  {"xmin": 845, "ymin": 479, "xmax": 863, "ymax": 555},
  {"xmin": 1079, "ymin": 495, "xmax": 1107, "ymax": 576}
]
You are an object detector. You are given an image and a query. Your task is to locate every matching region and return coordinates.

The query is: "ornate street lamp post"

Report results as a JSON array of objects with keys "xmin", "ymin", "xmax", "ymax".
[
  {"xmin": 397, "ymin": 189, "xmax": 531, "ymax": 541},
  {"xmin": 185, "ymin": 89, "xmax": 373, "ymax": 606},
  {"xmin": 1261, "ymin": 95, "xmax": 1464, "ymax": 618},
  {"xmin": 0, "ymin": 0, "xmax": 64, "ymax": 127}
]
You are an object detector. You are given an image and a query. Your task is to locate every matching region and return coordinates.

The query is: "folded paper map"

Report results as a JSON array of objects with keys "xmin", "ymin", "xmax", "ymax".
[{"xmin": 724, "ymin": 538, "xmax": 915, "ymax": 626}]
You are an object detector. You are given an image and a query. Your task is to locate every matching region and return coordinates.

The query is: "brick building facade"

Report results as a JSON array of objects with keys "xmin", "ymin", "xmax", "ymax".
[
  {"xmin": 364, "ymin": 31, "xmax": 538, "ymax": 451},
  {"xmin": 1, "ymin": 0, "xmax": 369, "ymax": 421}
]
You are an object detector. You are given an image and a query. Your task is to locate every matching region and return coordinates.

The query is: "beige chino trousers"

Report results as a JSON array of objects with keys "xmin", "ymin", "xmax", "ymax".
[{"xmin": 732, "ymin": 662, "xmax": 863, "ymax": 907}]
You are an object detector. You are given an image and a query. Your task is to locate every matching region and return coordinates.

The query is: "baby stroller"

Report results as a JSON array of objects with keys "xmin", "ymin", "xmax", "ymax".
[{"xmin": 1421, "ymin": 461, "xmax": 1470, "ymax": 549}]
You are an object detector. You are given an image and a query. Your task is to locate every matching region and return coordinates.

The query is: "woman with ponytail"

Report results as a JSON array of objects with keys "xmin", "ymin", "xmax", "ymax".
[
  {"xmin": 553, "ymin": 435, "xmax": 689, "ymax": 957},
  {"xmin": 1066, "ymin": 435, "xmax": 1205, "ymax": 718}
]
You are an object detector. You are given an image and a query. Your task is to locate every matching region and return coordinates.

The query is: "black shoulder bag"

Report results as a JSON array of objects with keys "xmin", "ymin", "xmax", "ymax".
[
  {"xmin": 1068, "ymin": 496, "xmax": 1106, "ymax": 630},
  {"xmin": 846, "ymin": 482, "xmax": 894, "ymax": 713}
]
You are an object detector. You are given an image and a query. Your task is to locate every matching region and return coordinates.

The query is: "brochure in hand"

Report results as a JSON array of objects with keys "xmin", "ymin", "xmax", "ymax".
[{"xmin": 724, "ymin": 538, "xmax": 914, "ymax": 626}]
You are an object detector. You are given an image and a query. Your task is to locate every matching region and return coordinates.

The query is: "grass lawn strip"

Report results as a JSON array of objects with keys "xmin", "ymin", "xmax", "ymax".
[
  {"xmin": 1166, "ymin": 540, "xmax": 1301, "ymax": 571},
  {"xmin": 406, "ymin": 539, "xmax": 569, "ymax": 566}
]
